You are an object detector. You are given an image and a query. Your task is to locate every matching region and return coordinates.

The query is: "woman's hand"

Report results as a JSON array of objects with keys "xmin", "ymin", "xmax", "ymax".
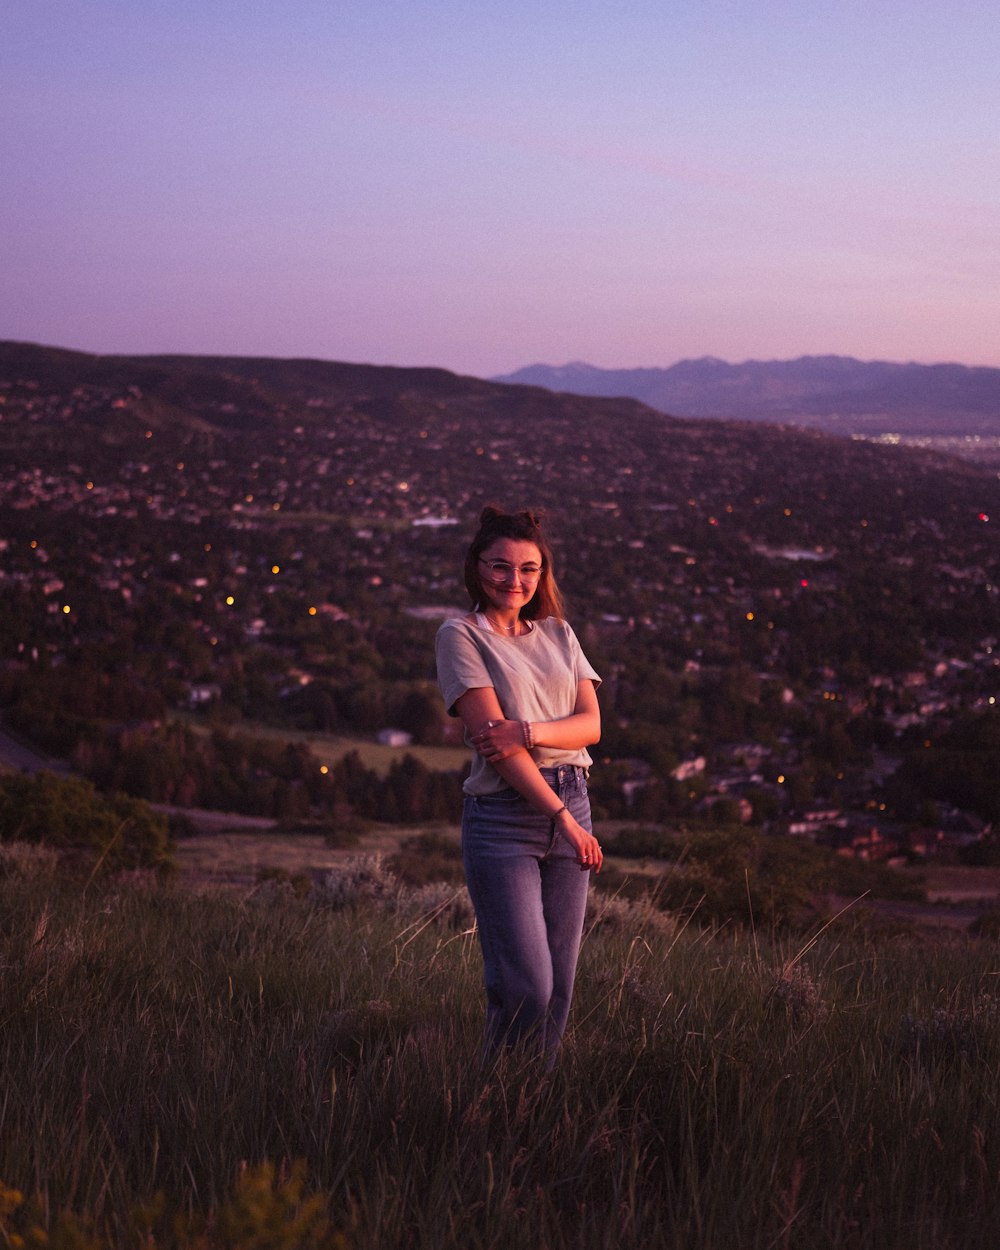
[
  {"xmin": 471, "ymin": 718, "xmax": 525, "ymax": 763},
  {"xmin": 554, "ymin": 809, "xmax": 603, "ymax": 873},
  {"xmin": 459, "ymin": 696, "xmax": 602, "ymax": 871}
]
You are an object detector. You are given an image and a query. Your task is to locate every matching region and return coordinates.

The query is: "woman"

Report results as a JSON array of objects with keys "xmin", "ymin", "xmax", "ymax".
[{"xmin": 435, "ymin": 505, "xmax": 603, "ymax": 1061}]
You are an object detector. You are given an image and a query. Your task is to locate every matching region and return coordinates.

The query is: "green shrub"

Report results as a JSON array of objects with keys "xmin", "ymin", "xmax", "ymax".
[
  {"xmin": 0, "ymin": 1163, "xmax": 351, "ymax": 1250},
  {"xmin": 658, "ymin": 826, "xmax": 927, "ymax": 930},
  {"xmin": 388, "ymin": 829, "xmax": 464, "ymax": 886},
  {"xmin": 969, "ymin": 908, "xmax": 1000, "ymax": 940},
  {"xmin": 604, "ymin": 825, "xmax": 681, "ymax": 859},
  {"xmin": 0, "ymin": 770, "xmax": 172, "ymax": 872}
]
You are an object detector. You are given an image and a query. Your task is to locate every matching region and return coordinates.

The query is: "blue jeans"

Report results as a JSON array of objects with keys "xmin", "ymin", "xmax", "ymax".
[{"xmin": 462, "ymin": 764, "xmax": 592, "ymax": 1060}]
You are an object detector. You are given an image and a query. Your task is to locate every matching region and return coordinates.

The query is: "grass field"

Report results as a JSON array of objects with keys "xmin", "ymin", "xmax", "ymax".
[
  {"xmin": 171, "ymin": 712, "xmax": 470, "ymax": 777},
  {"xmin": 3, "ymin": 845, "xmax": 1000, "ymax": 1249}
]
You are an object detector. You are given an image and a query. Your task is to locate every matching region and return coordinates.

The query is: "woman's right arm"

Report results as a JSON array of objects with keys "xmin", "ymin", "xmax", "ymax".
[{"xmin": 454, "ymin": 686, "xmax": 603, "ymax": 871}]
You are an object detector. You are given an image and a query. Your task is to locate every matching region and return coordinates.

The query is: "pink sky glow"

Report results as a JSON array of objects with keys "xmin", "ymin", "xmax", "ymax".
[{"xmin": 3, "ymin": 1, "xmax": 999, "ymax": 377}]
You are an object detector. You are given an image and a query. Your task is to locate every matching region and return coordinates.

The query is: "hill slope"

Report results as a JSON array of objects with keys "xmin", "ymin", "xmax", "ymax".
[{"xmin": 2, "ymin": 340, "xmax": 1000, "ymax": 831}]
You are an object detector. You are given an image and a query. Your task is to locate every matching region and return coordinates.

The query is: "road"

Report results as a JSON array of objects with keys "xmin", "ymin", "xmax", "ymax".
[{"xmin": 0, "ymin": 725, "xmax": 69, "ymax": 775}]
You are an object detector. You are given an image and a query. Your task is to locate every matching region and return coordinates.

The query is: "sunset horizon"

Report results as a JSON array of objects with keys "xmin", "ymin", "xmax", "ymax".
[{"xmin": 4, "ymin": 2, "xmax": 1000, "ymax": 378}]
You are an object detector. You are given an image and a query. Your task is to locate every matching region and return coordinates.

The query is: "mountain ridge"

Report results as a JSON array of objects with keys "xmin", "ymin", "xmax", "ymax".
[
  {"xmin": 9, "ymin": 341, "xmax": 999, "ymax": 438},
  {"xmin": 492, "ymin": 355, "xmax": 1000, "ymax": 435}
]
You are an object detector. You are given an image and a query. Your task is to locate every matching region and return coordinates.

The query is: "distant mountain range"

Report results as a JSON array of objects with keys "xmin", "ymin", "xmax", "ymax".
[{"xmin": 492, "ymin": 356, "xmax": 1000, "ymax": 437}]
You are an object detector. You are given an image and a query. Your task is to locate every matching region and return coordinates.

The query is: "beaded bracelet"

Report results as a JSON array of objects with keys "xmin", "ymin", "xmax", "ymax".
[{"xmin": 521, "ymin": 720, "xmax": 535, "ymax": 750}]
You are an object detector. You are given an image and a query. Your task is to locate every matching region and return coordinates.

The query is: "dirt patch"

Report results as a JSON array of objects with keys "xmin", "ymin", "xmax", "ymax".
[
  {"xmin": 174, "ymin": 825, "xmax": 460, "ymax": 890},
  {"xmin": 172, "ymin": 826, "xmax": 1000, "ymax": 932}
]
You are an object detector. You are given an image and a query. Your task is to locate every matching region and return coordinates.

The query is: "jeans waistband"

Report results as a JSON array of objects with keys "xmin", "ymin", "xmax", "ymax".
[{"xmin": 538, "ymin": 765, "xmax": 587, "ymax": 784}]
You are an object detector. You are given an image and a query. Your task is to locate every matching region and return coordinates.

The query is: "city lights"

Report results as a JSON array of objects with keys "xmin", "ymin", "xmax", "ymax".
[{"xmin": 5, "ymin": 342, "xmax": 1000, "ymax": 907}]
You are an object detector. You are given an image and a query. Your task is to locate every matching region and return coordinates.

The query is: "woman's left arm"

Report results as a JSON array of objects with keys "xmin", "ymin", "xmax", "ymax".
[{"xmin": 471, "ymin": 680, "xmax": 600, "ymax": 758}]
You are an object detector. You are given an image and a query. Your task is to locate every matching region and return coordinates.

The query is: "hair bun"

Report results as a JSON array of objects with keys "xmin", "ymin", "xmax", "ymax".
[{"xmin": 479, "ymin": 505, "xmax": 545, "ymax": 530}]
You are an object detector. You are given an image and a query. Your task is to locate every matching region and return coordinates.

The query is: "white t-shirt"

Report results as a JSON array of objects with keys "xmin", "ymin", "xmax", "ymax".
[{"xmin": 435, "ymin": 615, "xmax": 601, "ymax": 795}]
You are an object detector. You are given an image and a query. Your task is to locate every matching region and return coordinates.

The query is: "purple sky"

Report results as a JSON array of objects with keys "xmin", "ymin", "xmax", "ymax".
[{"xmin": 3, "ymin": 1, "xmax": 999, "ymax": 377}]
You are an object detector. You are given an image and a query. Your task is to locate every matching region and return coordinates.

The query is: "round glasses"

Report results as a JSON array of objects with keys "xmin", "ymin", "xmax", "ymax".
[{"xmin": 479, "ymin": 558, "xmax": 543, "ymax": 581}]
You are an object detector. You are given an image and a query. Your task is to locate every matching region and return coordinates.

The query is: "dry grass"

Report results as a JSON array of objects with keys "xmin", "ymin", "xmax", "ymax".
[
  {"xmin": 5, "ymin": 872, "xmax": 1000, "ymax": 1249},
  {"xmin": 173, "ymin": 825, "xmax": 461, "ymax": 890},
  {"xmin": 173, "ymin": 827, "xmax": 1000, "ymax": 936}
]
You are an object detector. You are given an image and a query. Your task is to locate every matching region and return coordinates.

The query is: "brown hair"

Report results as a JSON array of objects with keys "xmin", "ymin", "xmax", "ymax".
[{"xmin": 462, "ymin": 505, "xmax": 564, "ymax": 621}]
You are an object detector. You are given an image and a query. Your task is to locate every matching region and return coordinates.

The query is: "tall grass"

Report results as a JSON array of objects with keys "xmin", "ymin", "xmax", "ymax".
[{"xmin": 3, "ymin": 867, "xmax": 1000, "ymax": 1248}]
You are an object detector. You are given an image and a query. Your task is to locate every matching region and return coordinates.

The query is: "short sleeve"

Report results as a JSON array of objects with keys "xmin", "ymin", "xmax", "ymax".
[
  {"xmin": 562, "ymin": 621, "xmax": 601, "ymax": 690},
  {"xmin": 435, "ymin": 620, "xmax": 493, "ymax": 716}
]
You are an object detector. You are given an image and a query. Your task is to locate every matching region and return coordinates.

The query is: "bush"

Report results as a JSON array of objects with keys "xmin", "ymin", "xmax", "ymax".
[
  {"xmin": 388, "ymin": 829, "xmax": 464, "ymax": 886},
  {"xmin": 311, "ymin": 854, "xmax": 400, "ymax": 907},
  {"xmin": 0, "ymin": 771, "xmax": 172, "ymax": 872},
  {"xmin": 604, "ymin": 825, "xmax": 680, "ymax": 860},
  {"xmin": 969, "ymin": 908, "xmax": 1000, "ymax": 940},
  {"xmin": 0, "ymin": 1161, "xmax": 350, "ymax": 1250},
  {"xmin": 657, "ymin": 826, "xmax": 924, "ymax": 931},
  {"xmin": 275, "ymin": 816, "xmax": 363, "ymax": 849}
]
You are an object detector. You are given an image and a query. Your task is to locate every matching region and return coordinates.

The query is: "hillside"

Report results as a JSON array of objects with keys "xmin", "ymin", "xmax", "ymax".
[
  {"xmin": 2, "ymin": 341, "xmax": 1000, "ymax": 842},
  {"xmin": 0, "ymin": 340, "xmax": 657, "ymax": 436}
]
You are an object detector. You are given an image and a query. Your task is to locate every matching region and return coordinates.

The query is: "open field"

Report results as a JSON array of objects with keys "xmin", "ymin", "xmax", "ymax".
[
  {"xmin": 170, "ymin": 713, "xmax": 470, "ymax": 776},
  {"xmin": 4, "ymin": 867, "xmax": 1000, "ymax": 1249},
  {"xmin": 172, "ymin": 823, "xmax": 1000, "ymax": 931},
  {"xmin": 172, "ymin": 826, "xmax": 439, "ymax": 889}
]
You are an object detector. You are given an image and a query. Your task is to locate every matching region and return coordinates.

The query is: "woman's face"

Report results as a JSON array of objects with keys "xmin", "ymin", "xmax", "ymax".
[{"xmin": 477, "ymin": 538, "xmax": 544, "ymax": 615}]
